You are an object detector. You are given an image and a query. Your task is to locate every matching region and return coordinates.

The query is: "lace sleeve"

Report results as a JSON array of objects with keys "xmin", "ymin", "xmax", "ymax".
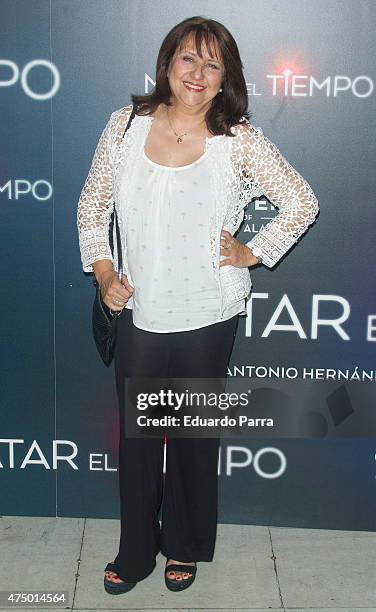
[
  {"xmin": 76, "ymin": 112, "xmax": 116, "ymax": 273},
  {"xmin": 233, "ymin": 121, "xmax": 320, "ymax": 268}
]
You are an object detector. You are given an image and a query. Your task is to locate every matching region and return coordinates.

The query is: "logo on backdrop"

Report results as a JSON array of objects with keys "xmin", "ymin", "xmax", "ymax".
[
  {"xmin": 1, "ymin": 63, "xmax": 371, "ymax": 100},
  {"xmin": 265, "ymin": 72, "xmax": 373, "ymax": 98},
  {"xmin": 0, "ymin": 60, "xmax": 60, "ymax": 99},
  {"xmin": 145, "ymin": 72, "xmax": 374, "ymax": 98},
  {"xmin": 0, "ymin": 439, "xmax": 286, "ymax": 479},
  {"xmin": 243, "ymin": 199, "xmax": 376, "ymax": 342},
  {"xmin": 0, "ymin": 180, "xmax": 52, "ymax": 201},
  {"xmin": 243, "ymin": 291, "xmax": 376, "ymax": 342}
]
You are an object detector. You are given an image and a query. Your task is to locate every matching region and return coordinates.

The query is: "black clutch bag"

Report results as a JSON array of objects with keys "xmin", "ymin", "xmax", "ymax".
[
  {"xmin": 92, "ymin": 104, "xmax": 136, "ymax": 366},
  {"xmin": 92, "ymin": 208, "xmax": 123, "ymax": 366}
]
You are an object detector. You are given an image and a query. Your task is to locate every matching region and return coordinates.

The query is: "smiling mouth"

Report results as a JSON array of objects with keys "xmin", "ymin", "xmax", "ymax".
[{"xmin": 183, "ymin": 81, "xmax": 206, "ymax": 92}]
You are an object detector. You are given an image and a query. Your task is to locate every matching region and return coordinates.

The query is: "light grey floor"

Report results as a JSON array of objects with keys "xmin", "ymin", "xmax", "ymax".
[{"xmin": 0, "ymin": 516, "xmax": 375, "ymax": 611}]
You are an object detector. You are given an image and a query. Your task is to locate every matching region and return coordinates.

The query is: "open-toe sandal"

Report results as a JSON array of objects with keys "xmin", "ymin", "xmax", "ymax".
[
  {"xmin": 164, "ymin": 561, "xmax": 197, "ymax": 591},
  {"xmin": 104, "ymin": 561, "xmax": 137, "ymax": 595}
]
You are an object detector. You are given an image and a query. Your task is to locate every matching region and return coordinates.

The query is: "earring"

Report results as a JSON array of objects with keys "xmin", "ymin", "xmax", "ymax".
[{"xmin": 219, "ymin": 87, "xmax": 223, "ymax": 92}]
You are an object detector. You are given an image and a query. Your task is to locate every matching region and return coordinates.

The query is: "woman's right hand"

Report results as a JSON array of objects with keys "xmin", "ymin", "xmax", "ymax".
[{"xmin": 99, "ymin": 270, "xmax": 134, "ymax": 312}]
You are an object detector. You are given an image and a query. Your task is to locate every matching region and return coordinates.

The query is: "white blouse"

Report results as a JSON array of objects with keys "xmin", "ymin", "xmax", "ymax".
[
  {"xmin": 76, "ymin": 105, "xmax": 320, "ymax": 323},
  {"xmin": 121, "ymin": 145, "xmax": 245, "ymax": 332}
]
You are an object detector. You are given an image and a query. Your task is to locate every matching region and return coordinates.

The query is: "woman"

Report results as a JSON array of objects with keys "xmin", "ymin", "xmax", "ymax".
[{"xmin": 76, "ymin": 16, "xmax": 319, "ymax": 594}]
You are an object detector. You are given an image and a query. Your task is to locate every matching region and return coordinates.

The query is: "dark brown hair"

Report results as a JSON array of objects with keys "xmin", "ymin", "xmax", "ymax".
[{"xmin": 131, "ymin": 16, "xmax": 250, "ymax": 136}]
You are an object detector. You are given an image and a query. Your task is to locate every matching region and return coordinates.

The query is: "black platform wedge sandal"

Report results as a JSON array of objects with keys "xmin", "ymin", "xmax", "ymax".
[
  {"xmin": 104, "ymin": 562, "xmax": 137, "ymax": 595},
  {"xmin": 164, "ymin": 561, "xmax": 197, "ymax": 592}
]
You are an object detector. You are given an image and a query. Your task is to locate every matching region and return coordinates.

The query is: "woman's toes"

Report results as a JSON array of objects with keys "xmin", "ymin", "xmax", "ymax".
[
  {"xmin": 109, "ymin": 574, "xmax": 123, "ymax": 583},
  {"xmin": 166, "ymin": 560, "xmax": 195, "ymax": 582},
  {"xmin": 167, "ymin": 570, "xmax": 193, "ymax": 580},
  {"xmin": 168, "ymin": 571, "xmax": 189, "ymax": 581},
  {"xmin": 168, "ymin": 571, "xmax": 179, "ymax": 581},
  {"xmin": 105, "ymin": 571, "xmax": 124, "ymax": 584}
]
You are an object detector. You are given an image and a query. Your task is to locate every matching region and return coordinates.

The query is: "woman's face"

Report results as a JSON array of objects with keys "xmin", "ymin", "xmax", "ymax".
[{"xmin": 167, "ymin": 35, "xmax": 224, "ymax": 110}]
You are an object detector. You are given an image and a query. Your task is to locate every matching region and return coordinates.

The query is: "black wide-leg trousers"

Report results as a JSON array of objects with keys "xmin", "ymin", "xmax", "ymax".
[{"xmin": 112, "ymin": 308, "xmax": 239, "ymax": 583}]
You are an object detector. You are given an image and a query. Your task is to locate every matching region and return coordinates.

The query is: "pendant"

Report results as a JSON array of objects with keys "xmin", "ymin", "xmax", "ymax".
[{"xmin": 177, "ymin": 136, "xmax": 183, "ymax": 144}]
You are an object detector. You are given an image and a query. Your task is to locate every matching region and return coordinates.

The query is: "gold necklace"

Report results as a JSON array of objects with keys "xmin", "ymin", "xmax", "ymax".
[{"xmin": 166, "ymin": 107, "xmax": 206, "ymax": 144}]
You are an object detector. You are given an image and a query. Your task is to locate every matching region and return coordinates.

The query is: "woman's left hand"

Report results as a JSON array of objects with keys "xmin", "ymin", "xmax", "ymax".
[{"xmin": 219, "ymin": 229, "xmax": 258, "ymax": 268}]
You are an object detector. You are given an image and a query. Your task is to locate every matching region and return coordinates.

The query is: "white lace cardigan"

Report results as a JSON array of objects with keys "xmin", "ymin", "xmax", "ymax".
[{"xmin": 76, "ymin": 104, "xmax": 319, "ymax": 315}]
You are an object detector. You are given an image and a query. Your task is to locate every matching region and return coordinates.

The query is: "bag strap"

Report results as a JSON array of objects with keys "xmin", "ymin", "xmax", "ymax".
[
  {"xmin": 113, "ymin": 104, "xmax": 137, "ymax": 279},
  {"xmin": 121, "ymin": 104, "xmax": 137, "ymax": 139}
]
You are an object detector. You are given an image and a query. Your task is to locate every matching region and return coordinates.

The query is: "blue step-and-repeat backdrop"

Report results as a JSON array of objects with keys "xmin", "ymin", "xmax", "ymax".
[{"xmin": 1, "ymin": 0, "xmax": 375, "ymax": 530}]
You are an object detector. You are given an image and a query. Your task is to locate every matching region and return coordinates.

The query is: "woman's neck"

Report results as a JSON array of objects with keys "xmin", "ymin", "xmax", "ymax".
[{"xmin": 165, "ymin": 98, "xmax": 210, "ymax": 128}]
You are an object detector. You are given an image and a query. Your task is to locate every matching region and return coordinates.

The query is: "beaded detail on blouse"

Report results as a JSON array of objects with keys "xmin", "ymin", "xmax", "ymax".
[{"xmin": 120, "ymin": 146, "xmax": 245, "ymax": 332}]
